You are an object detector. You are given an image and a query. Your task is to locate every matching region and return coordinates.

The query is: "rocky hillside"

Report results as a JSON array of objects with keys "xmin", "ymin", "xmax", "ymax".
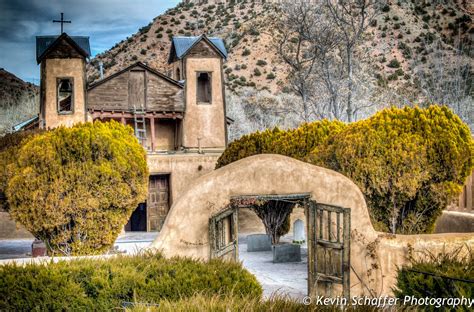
[
  {"xmin": 0, "ymin": 69, "xmax": 38, "ymax": 134},
  {"xmin": 86, "ymin": 0, "xmax": 473, "ymax": 98}
]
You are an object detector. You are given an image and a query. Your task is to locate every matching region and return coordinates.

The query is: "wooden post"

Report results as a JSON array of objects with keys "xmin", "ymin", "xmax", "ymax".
[
  {"xmin": 121, "ymin": 116, "xmax": 126, "ymax": 125},
  {"xmin": 150, "ymin": 116, "xmax": 155, "ymax": 152}
]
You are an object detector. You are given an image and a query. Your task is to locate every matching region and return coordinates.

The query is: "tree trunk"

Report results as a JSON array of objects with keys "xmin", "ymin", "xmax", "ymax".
[{"xmin": 346, "ymin": 46, "xmax": 354, "ymax": 122}]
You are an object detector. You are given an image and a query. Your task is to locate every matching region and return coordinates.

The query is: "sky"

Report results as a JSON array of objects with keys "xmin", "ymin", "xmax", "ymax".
[{"xmin": 0, "ymin": 0, "xmax": 180, "ymax": 83}]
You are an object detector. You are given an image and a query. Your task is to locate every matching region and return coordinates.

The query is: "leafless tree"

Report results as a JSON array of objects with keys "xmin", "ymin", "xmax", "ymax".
[
  {"xmin": 413, "ymin": 37, "xmax": 473, "ymax": 130},
  {"xmin": 225, "ymin": 88, "xmax": 301, "ymax": 141},
  {"xmin": 325, "ymin": 0, "xmax": 384, "ymax": 122},
  {"xmin": 277, "ymin": 0, "xmax": 320, "ymax": 122}
]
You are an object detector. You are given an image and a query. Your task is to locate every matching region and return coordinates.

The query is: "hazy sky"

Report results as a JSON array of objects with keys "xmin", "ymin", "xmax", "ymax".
[{"xmin": 0, "ymin": 0, "xmax": 180, "ymax": 83}]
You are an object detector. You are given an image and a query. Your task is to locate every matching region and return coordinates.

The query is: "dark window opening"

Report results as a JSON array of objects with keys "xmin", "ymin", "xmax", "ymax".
[
  {"xmin": 57, "ymin": 78, "xmax": 73, "ymax": 113},
  {"xmin": 197, "ymin": 72, "xmax": 211, "ymax": 103}
]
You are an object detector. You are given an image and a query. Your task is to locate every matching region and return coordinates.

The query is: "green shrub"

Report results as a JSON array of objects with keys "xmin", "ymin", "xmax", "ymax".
[
  {"xmin": 6, "ymin": 121, "xmax": 149, "ymax": 255},
  {"xmin": 266, "ymin": 72, "xmax": 276, "ymax": 80},
  {"xmin": 242, "ymin": 48, "xmax": 251, "ymax": 56},
  {"xmin": 0, "ymin": 252, "xmax": 262, "ymax": 311},
  {"xmin": 387, "ymin": 59, "xmax": 400, "ymax": 68},
  {"xmin": 313, "ymin": 106, "xmax": 473, "ymax": 234},
  {"xmin": 253, "ymin": 68, "xmax": 261, "ymax": 76},
  {"xmin": 0, "ymin": 129, "xmax": 44, "ymax": 211},
  {"xmin": 216, "ymin": 120, "xmax": 346, "ymax": 169},
  {"xmin": 217, "ymin": 106, "xmax": 473, "ymax": 234},
  {"xmin": 256, "ymin": 59, "xmax": 267, "ymax": 66},
  {"xmin": 394, "ymin": 246, "xmax": 473, "ymax": 311}
]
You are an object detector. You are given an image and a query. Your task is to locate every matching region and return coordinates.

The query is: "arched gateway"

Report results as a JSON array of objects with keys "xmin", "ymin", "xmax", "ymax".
[
  {"xmin": 152, "ymin": 154, "xmax": 376, "ymax": 298},
  {"xmin": 151, "ymin": 154, "xmax": 474, "ymax": 298}
]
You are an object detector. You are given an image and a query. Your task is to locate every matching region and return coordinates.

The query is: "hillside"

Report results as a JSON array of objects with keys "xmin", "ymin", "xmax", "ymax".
[
  {"xmin": 86, "ymin": 0, "xmax": 473, "ymax": 99},
  {"xmin": 0, "ymin": 69, "xmax": 38, "ymax": 134}
]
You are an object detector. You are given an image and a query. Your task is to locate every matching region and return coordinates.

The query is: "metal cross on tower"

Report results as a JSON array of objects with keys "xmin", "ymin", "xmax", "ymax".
[{"xmin": 53, "ymin": 13, "xmax": 71, "ymax": 34}]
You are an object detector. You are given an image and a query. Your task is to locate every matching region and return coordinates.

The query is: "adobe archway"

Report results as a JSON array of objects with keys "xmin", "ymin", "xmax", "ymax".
[
  {"xmin": 151, "ymin": 154, "xmax": 474, "ymax": 296},
  {"xmin": 152, "ymin": 154, "xmax": 377, "ymax": 296}
]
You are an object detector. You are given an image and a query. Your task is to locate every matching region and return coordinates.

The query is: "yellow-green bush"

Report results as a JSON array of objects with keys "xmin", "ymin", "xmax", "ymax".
[
  {"xmin": 217, "ymin": 106, "xmax": 473, "ymax": 234},
  {"xmin": 0, "ymin": 129, "xmax": 44, "ymax": 211},
  {"xmin": 314, "ymin": 106, "xmax": 473, "ymax": 233},
  {"xmin": 0, "ymin": 252, "xmax": 262, "ymax": 311},
  {"xmin": 216, "ymin": 119, "xmax": 346, "ymax": 168},
  {"xmin": 6, "ymin": 121, "xmax": 148, "ymax": 255}
]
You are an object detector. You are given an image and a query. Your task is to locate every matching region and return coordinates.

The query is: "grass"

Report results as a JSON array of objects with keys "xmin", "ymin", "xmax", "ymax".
[{"xmin": 127, "ymin": 294, "xmax": 381, "ymax": 312}]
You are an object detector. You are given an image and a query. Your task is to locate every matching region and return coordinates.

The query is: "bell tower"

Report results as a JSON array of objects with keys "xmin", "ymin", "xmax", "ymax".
[
  {"xmin": 168, "ymin": 35, "xmax": 228, "ymax": 151},
  {"xmin": 36, "ymin": 32, "xmax": 90, "ymax": 129}
]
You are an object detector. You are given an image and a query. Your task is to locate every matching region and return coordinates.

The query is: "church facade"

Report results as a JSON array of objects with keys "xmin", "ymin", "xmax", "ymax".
[{"xmin": 33, "ymin": 32, "xmax": 228, "ymax": 232}]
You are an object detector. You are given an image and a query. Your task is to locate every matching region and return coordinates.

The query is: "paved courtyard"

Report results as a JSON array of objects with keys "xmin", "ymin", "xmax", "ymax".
[
  {"xmin": 238, "ymin": 234, "xmax": 308, "ymax": 299},
  {"xmin": 0, "ymin": 232, "xmax": 157, "ymax": 260}
]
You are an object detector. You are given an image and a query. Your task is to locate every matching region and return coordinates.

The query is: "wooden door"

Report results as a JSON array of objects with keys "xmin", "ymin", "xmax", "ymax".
[
  {"xmin": 307, "ymin": 201, "xmax": 350, "ymax": 300},
  {"xmin": 129, "ymin": 70, "xmax": 145, "ymax": 109},
  {"xmin": 147, "ymin": 175, "xmax": 169, "ymax": 231},
  {"xmin": 209, "ymin": 206, "xmax": 238, "ymax": 260}
]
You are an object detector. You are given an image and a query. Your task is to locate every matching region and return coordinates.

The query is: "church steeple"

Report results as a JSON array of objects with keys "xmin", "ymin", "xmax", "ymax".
[{"xmin": 36, "ymin": 32, "xmax": 90, "ymax": 129}]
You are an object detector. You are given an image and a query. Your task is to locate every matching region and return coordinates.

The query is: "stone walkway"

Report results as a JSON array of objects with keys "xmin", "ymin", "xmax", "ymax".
[{"xmin": 238, "ymin": 234, "xmax": 308, "ymax": 299}]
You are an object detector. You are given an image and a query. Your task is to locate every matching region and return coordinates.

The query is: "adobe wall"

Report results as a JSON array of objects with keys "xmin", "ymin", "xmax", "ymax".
[
  {"xmin": 42, "ymin": 58, "xmax": 87, "ymax": 129},
  {"xmin": 146, "ymin": 153, "xmax": 221, "ymax": 205},
  {"xmin": 0, "ymin": 211, "xmax": 33, "ymax": 239},
  {"xmin": 151, "ymin": 154, "xmax": 474, "ymax": 296},
  {"xmin": 182, "ymin": 57, "xmax": 226, "ymax": 149}
]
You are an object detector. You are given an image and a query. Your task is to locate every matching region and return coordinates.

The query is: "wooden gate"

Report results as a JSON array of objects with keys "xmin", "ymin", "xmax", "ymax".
[
  {"xmin": 307, "ymin": 201, "xmax": 351, "ymax": 300},
  {"xmin": 147, "ymin": 175, "xmax": 169, "ymax": 231},
  {"xmin": 209, "ymin": 206, "xmax": 238, "ymax": 260}
]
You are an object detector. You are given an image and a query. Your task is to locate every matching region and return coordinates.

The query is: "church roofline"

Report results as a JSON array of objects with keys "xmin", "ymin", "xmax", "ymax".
[
  {"xmin": 87, "ymin": 62, "xmax": 183, "ymax": 90},
  {"xmin": 168, "ymin": 34, "xmax": 227, "ymax": 64},
  {"xmin": 36, "ymin": 33, "xmax": 90, "ymax": 64}
]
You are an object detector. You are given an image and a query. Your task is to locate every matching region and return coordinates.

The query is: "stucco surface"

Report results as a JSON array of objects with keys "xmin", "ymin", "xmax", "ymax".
[
  {"xmin": 42, "ymin": 58, "xmax": 86, "ymax": 129},
  {"xmin": 0, "ymin": 212, "xmax": 33, "ymax": 239},
  {"xmin": 152, "ymin": 154, "xmax": 474, "ymax": 296},
  {"xmin": 151, "ymin": 154, "xmax": 377, "ymax": 295},
  {"xmin": 147, "ymin": 153, "xmax": 221, "ymax": 204},
  {"xmin": 182, "ymin": 57, "xmax": 226, "ymax": 149}
]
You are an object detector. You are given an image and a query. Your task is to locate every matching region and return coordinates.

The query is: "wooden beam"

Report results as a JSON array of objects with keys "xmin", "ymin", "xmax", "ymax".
[
  {"xmin": 150, "ymin": 116, "xmax": 155, "ymax": 152},
  {"xmin": 89, "ymin": 110, "xmax": 183, "ymax": 120}
]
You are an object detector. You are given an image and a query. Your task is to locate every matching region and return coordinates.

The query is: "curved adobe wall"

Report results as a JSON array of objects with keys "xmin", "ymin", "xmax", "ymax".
[
  {"xmin": 152, "ymin": 154, "xmax": 376, "ymax": 256},
  {"xmin": 151, "ymin": 154, "xmax": 474, "ymax": 296},
  {"xmin": 152, "ymin": 154, "xmax": 378, "ymax": 295},
  {"xmin": 152, "ymin": 154, "xmax": 474, "ymax": 296}
]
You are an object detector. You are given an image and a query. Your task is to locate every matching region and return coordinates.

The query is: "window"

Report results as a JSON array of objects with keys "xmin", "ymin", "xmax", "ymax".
[
  {"xmin": 57, "ymin": 78, "xmax": 73, "ymax": 113},
  {"xmin": 196, "ymin": 72, "xmax": 211, "ymax": 103}
]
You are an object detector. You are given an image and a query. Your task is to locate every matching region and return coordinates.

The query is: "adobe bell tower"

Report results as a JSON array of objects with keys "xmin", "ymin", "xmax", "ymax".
[
  {"xmin": 168, "ymin": 35, "xmax": 228, "ymax": 151},
  {"xmin": 36, "ymin": 31, "xmax": 90, "ymax": 129}
]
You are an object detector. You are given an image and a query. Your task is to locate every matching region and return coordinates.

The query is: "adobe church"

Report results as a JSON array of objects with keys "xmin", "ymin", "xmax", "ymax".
[{"xmin": 22, "ymin": 32, "xmax": 228, "ymax": 233}]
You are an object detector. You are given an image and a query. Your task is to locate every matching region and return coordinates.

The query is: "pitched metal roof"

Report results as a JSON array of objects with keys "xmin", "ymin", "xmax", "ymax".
[
  {"xmin": 36, "ymin": 34, "xmax": 91, "ymax": 63},
  {"xmin": 168, "ymin": 35, "xmax": 227, "ymax": 63},
  {"xmin": 12, "ymin": 115, "xmax": 39, "ymax": 132}
]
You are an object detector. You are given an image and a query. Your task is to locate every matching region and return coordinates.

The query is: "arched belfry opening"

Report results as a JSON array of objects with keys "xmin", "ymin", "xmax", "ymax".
[{"xmin": 196, "ymin": 72, "xmax": 212, "ymax": 103}]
